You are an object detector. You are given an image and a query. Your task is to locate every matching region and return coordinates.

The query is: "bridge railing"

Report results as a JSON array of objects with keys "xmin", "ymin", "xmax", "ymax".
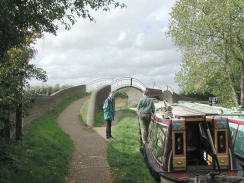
[
  {"xmin": 111, "ymin": 77, "xmax": 146, "ymax": 92},
  {"xmin": 86, "ymin": 78, "xmax": 114, "ymax": 92},
  {"xmin": 131, "ymin": 78, "xmax": 147, "ymax": 92},
  {"xmin": 111, "ymin": 77, "xmax": 131, "ymax": 91},
  {"xmin": 86, "ymin": 77, "xmax": 147, "ymax": 93}
]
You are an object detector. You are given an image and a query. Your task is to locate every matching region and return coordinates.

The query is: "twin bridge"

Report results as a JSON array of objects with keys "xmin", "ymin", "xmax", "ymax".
[{"xmin": 86, "ymin": 77, "xmax": 174, "ymax": 102}]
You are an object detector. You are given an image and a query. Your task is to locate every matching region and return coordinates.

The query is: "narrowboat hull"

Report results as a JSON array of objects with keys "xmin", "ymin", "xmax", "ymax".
[
  {"xmin": 176, "ymin": 102, "xmax": 244, "ymax": 167},
  {"xmin": 139, "ymin": 102, "xmax": 244, "ymax": 183},
  {"xmin": 143, "ymin": 143, "xmax": 244, "ymax": 183}
]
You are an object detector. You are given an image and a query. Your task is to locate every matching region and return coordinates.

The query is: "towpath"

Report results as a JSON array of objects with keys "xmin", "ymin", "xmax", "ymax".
[{"xmin": 58, "ymin": 95, "xmax": 121, "ymax": 183}]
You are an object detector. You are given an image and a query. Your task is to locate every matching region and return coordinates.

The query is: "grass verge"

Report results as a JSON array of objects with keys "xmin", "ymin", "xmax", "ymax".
[
  {"xmin": 107, "ymin": 109, "xmax": 156, "ymax": 183},
  {"xmin": 79, "ymin": 100, "xmax": 89, "ymax": 124},
  {"xmin": 79, "ymin": 100, "xmax": 104, "ymax": 127},
  {"xmin": 0, "ymin": 92, "xmax": 90, "ymax": 183},
  {"xmin": 79, "ymin": 100, "xmax": 96, "ymax": 132}
]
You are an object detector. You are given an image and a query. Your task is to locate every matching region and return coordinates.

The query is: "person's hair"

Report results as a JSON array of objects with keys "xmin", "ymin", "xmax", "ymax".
[
  {"xmin": 109, "ymin": 91, "xmax": 114, "ymax": 95},
  {"xmin": 143, "ymin": 90, "xmax": 149, "ymax": 96}
]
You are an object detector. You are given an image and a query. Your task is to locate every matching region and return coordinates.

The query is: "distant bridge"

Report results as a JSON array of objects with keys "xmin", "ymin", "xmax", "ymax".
[
  {"xmin": 86, "ymin": 77, "xmax": 175, "ymax": 102},
  {"xmin": 86, "ymin": 77, "xmax": 147, "ymax": 93},
  {"xmin": 86, "ymin": 77, "xmax": 173, "ymax": 94}
]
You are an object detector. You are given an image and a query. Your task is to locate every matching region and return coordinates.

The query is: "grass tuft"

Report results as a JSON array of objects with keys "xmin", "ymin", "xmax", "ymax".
[
  {"xmin": 79, "ymin": 100, "xmax": 105, "ymax": 127},
  {"xmin": 79, "ymin": 100, "xmax": 89, "ymax": 123}
]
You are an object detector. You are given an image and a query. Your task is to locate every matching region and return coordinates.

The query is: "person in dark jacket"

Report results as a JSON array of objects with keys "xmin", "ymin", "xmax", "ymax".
[
  {"xmin": 137, "ymin": 90, "xmax": 155, "ymax": 144},
  {"xmin": 103, "ymin": 91, "xmax": 115, "ymax": 140}
]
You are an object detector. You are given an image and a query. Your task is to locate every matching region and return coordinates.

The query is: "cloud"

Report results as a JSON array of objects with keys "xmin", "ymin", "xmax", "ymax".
[{"xmin": 30, "ymin": 0, "xmax": 181, "ymax": 93}]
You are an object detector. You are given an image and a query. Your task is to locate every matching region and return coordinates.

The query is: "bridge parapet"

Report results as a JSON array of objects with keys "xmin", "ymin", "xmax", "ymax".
[
  {"xmin": 131, "ymin": 78, "xmax": 147, "ymax": 92},
  {"xmin": 111, "ymin": 77, "xmax": 146, "ymax": 92},
  {"xmin": 86, "ymin": 78, "xmax": 114, "ymax": 92},
  {"xmin": 87, "ymin": 77, "xmax": 146, "ymax": 93}
]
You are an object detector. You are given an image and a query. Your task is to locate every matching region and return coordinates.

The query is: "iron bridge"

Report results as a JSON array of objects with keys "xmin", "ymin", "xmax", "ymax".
[{"xmin": 86, "ymin": 77, "xmax": 147, "ymax": 93}]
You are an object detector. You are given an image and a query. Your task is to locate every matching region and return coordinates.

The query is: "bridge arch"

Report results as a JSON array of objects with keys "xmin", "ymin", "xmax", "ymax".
[
  {"xmin": 110, "ymin": 77, "xmax": 146, "ymax": 92},
  {"xmin": 86, "ymin": 77, "xmax": 146, "ymax": 93},
  {"xmin": 86, "ymin": 78, "xmax": 114, "ymax": 92},
  {"xmin": 86, "ymin": 77, "xmax": 175, "ymax": 103},
  {"xmin": 86, "ymin": 77, "xmax": 147, "ymax": 103}
]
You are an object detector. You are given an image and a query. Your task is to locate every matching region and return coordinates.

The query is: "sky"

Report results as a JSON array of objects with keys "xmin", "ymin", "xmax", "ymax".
[{"xmin": 30, "ymin": 0, "xmax": 181, "ymax": 93}]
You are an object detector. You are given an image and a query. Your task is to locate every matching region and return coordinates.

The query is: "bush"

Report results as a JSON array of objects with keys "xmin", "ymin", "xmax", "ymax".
[{"xmin": 27, "ymin": 84, "xmax": 73, "ymax": 95}]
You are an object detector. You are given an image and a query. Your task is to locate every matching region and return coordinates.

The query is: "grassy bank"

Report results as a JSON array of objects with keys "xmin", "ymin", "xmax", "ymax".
[
  {"xmin": 80, "ymin": 100, "xmax": 156, "ymax": 182},
  {"xmin": 1, "ymin": 94, "xmax": 155, "ymax": 183},
  {"xmin": 107, "ymin": 110, "xmax": 156, "ymax": 183},
  {"xmin": 0, "ymin": 92, "xmax": 90, "ymax": 183}
]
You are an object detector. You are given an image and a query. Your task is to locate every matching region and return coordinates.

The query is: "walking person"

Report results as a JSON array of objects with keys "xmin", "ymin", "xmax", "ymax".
[
  {"xmin": 137, "ymin": 90, "xmax": 155, "ymax": 144},
  {"xmin": 103, "ymin": 91, "xmax": 115, "ymax": 140}
]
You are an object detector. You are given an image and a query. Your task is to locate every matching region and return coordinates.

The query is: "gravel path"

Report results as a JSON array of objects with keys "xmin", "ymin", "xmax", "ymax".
[{"xmin": 58, "ymin": 95, "xmax": 120, "ymax": 183}]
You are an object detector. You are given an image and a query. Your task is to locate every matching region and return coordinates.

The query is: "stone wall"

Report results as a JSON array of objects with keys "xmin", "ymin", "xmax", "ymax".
[
  {"xmin": 22, "ymin": 85, "xmax": 86, "ymax": 127},
  {"xmin": 87, "ymin": 85, "xmax": 111, "ymax": 126}
]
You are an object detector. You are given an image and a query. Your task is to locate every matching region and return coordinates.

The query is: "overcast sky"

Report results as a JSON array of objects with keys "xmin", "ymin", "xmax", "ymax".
[{"xmin": 30, "ymin": 0, "xmax": 181, "ymax": 93}]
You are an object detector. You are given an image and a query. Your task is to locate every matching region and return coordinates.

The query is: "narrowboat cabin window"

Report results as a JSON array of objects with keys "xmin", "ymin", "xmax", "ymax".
[{"xmin": 215, "ymin": 119, "xmax": 228, "ymax": 129}]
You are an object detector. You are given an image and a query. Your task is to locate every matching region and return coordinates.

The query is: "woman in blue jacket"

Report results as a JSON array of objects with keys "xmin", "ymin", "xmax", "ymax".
[{"xmin": 103, "ymin": 91, "xmax": 115, "ymax": 139}]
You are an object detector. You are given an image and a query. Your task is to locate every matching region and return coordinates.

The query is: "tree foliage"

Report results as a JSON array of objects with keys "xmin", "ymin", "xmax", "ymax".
[
  {"xmin": 167, "ymin": 0, "xmax": 244, "ymax": 107},
  {"xmin": 114, "ymin": 91, "xmax": 128, "ymax": 99},
  {"xmin": 0, "ymin": 37, "xmax": 47, "ymax": 110},
  {"xmin": 0, "ymin": 37, "xmax": 47, "ymax": 140},
  {"xmin": 27, "ymin": 84, "xmax": 73, "ymax": 96},
  {"xmin": 0, "ymin": 0, "xmax": 126, "ymax": 60},
  {"xmin": 0, "ymin": 0, "xmax": 126, "ymax": 140}
]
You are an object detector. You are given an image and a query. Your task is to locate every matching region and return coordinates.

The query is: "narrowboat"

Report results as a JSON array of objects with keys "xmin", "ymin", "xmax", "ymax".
[
  {"xmin": 177, "ymin": 102, "xmax": 244, "ymax": 167},
  {"xmin": 140, "ymin": 105, "xmax": 244, "ymax": 183}
]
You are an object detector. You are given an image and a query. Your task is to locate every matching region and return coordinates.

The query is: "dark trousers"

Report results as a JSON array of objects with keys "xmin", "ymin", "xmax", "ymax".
[
  {"xmin": 138, "ymin": 113, "xmax": 151, "ymax": 143},
  {"xmin": 106, "ymin": 120, "xmax": 112, "ymax": 138}
]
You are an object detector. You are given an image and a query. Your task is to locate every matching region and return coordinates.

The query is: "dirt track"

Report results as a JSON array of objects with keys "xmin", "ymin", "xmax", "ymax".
[{"xmin": 58, "ymin": 95, "xmax": 120, "ymax": 183}]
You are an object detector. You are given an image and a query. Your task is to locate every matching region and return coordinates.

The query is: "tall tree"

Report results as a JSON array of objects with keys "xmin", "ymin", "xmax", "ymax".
[
  {"xmin": 0, "ymin": 36, "xmax": 47, "ymax": 140},
  {"xmin": 167, "ymin": 0, "xmax": 244, "ymax": 107},
  {"xmin": 0, "ymin": 0, "xmax": 126, "ymax": 62},
  {"xmin": 0, "ymin": 0, "xmax": 126, "ymax": 140}
]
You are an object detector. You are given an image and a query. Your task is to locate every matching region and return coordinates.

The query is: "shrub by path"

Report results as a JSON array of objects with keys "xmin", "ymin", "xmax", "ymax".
[{"xmin": 58, "ymin": 95, "xmax": 119, "ymax": 183}]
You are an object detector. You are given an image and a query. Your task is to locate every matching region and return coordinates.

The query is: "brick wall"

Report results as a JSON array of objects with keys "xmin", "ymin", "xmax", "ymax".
[{"xmin": 22, "ymin": 85, "xmax": 86, "ymax": 127}]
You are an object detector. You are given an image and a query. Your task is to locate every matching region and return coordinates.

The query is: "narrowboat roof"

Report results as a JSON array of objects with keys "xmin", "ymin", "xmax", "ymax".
[{"xmin": 174, "ymin": 114, "xmax": 205, "ymax": 118}]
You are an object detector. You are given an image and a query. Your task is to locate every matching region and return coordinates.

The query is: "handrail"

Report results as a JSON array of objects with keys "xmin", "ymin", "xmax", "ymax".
[
  {"xmin": 86, "ymin": 77, "xmax": 146, "ymax": 92},
  {"xmin": 111, "ymin": 77, "xmax": 146, "ymax": 92},
  {"xmin": 86, "ymin": 78, "xmax": 115, "ymax": 92}
]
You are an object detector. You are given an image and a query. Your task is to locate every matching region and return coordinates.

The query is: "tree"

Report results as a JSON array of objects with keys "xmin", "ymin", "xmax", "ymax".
[
  {"xmin": 0, "ymin": 39, "xmax": 47, "ymax": 140},
  {"xmin": 0, "ymin": 0, "xmax": 126, "ymax": 62},
  {"xmin": 167, "ymin": 0, "xmax": 244, "ymax": 107},
  {"xmin": 0, "ymin": 0, "xmax": 126, "ymax": 141}
]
